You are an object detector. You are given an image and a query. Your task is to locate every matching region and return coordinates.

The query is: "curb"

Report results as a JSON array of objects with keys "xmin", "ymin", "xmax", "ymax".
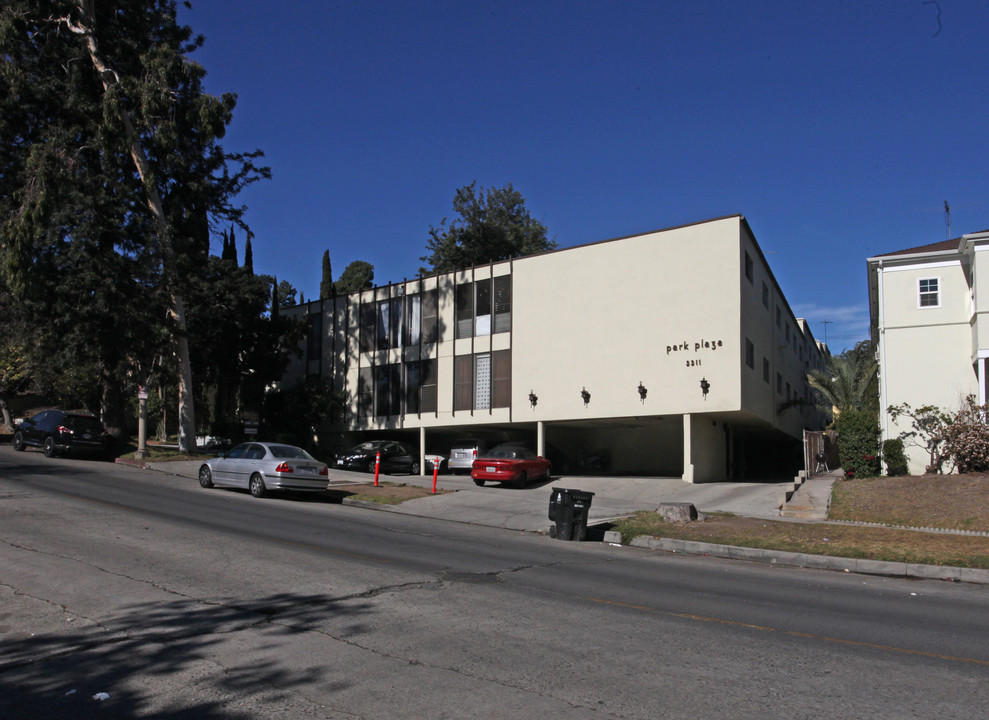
[{"xmin": 629, "ymin": 536, "xmax": 989, "ymax": 585}]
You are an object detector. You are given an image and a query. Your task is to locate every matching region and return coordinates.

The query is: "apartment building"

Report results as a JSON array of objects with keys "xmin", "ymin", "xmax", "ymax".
[{"xmin": 283, "ymin": 215, "xmax": 827, "ymax": 482}]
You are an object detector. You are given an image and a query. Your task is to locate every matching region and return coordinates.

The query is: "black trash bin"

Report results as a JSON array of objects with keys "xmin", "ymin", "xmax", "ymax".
[{"xmin": 549, "ymin": 487, "xmax": 594, "ymax": 541}]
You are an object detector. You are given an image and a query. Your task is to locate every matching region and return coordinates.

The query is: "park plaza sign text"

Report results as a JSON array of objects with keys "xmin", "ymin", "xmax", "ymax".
[{"xmin": 667, "ymin": 338, "xmax": 724, "ymax": 368}]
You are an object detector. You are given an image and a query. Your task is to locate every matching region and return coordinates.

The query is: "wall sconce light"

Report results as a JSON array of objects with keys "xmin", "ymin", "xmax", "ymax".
[
  {"xmin": 637, "ymin": 382, "xmax": 647, "ymax": 403},
  {"xmin": 528, "ymin": 390, "xmax": 538, "ymax": 409},
  {"xmin": 700, "ymin": 377, "xmax": 710, "ymax": 399},
  {"xmin": 580, "ymin": 387, "xmax": 591, "ymax": 406}
]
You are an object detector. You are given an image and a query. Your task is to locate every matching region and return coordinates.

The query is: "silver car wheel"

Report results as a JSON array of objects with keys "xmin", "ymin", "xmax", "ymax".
[
  {"xmin": 249, "ymin": 473, "xmax": 267, "ymax": 498},
  {"xmin": 198, "ymin": 465, "xmax": 213, "ymax": 488}
]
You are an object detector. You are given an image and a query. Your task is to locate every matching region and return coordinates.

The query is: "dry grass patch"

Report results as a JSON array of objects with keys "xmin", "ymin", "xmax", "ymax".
[
  {"xmin": 614, "ymin": 474, "xmax": 989, "ymax": 568},
  {"xmin": 327, "ymin": 482, "xmax": 452, "ymax": 505}
]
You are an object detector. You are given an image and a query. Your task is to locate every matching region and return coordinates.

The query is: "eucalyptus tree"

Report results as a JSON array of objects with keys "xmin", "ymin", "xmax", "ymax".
[{"xmin": 0, "ymin": 1, "xmax": 269, "ymax": 448}]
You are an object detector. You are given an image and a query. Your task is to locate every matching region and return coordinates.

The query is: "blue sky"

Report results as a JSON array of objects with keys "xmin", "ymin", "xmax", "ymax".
[{"xmin": 178, "ymin": 0, "xmax": 988, "ymax": 353}]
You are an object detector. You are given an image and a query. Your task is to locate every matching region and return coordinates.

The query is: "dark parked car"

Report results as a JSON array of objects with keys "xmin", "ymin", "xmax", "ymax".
[
  {"xmin": 12, "ymin": 409, "xmax": 108, "ymax": 458},
  {"xmin": 471, "ymin": 443, "xmax": 552, "ymax": 487},
  {"xmin": 335, "ymin": 440, "xmax": 421, "ymax": 475}
]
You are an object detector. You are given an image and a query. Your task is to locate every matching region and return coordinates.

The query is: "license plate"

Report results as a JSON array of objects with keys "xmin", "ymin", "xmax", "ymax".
[
  {"xmin": 486, "ymin": 466, "xmax": 496, "ymax": 472},
  {"xmin": 300, "ymin": 467, "xmax": 314, "ymax": 474},
  {"xmin": 337, "ymin": 460, "xmax": 343, "ymax": 466}
]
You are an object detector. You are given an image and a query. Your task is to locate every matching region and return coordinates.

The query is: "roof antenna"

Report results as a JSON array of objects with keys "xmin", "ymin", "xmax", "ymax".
[{"xmin": 944, "ymin": 200, "xmax": 951, "ymax": 240}]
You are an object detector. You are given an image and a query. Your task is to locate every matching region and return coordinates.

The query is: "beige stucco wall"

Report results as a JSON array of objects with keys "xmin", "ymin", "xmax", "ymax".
[
  {"xmin": 875, "ymin": 255, "xmax": 976, "ymax": 474},
  {"xmin": 511, "ymin": 217, "xmax": 744, "ymax": 423}
]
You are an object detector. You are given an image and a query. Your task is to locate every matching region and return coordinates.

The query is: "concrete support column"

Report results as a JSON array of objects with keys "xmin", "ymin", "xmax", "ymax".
[
  {"xmin": 682, "ymin": 414, "xmax": 694, "ymax": 484},
  {"xmin": 537, "ymin": 421, "xmax": 545, "ymax": 458},
  {"xmin": 419, "ymin": 426, "xmax": 426, "ymax": 476}
]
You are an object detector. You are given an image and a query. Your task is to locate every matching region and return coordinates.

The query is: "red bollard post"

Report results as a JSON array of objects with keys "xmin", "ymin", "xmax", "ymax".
[
  {"xmin": 374, "ymin": 450, "xmax": 381, "ymax": 487},
  {"xmin": 432, "ymin": 461, "xmax": 439, "ymax": 494}
]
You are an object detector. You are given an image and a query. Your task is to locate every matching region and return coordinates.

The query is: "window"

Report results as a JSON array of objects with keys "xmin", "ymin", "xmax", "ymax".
[
  {"xmin": 492, "ymin": 349, "xmax": 511, "ymax": 407},
  {"xmin": 744, "ymin": 251, "xmax": 753, "ymax": 283},
  {"xmin": 358, "ymin": 367, "xmax": 374, "ymax": 416},
  {"xmin": 475, "ymin": 353, "xmax": 491, "ymax": 410},
  {"xmin": 456, "ymin": 278, "xmax": 511, "ymax": 338},
  {"xmin": 415, "ymin": 359, "xmax": 437, "ymax": 413},
  {"xmin": 306, "ymin": 312, "xmax": 321, "ymax": 360},
  {"xmin": 763, "ymin": 357, "xmax": 770, "ymax": 383},
  {"xmin": 359, "ymin": 303, "xmax": 375, "ymax": 352},
  {"xmin": 745, "ymin": 339, "xmax": 754, "ymax": 369},
  {"xmin": 455, "ymin": 283, "xmax": 473, "ymax": 339},
  {"xmin": 762, "ymin": 282, "xmax": 769, "ymax": 308},
  {"xmin": 454, "ymin": 355, "xmax": 472, "ymax": 411},
  {"xmin": 475, "ymin": 279, "xmax": 492, "ymax": 336},
  {"xmin": 776, "ymin": 306, "xmax": 781, "ymax": 328},
  {"xmin": 776, "ymin": 372, "xmax": 782, "ymax": 395},
  {"xmin": 919, "ymin": 277, "xmax": 940, "ymax": 308},
  {"xmin": 404, "ymin": 294, "xmax": 421, "ymax": 346},
  {"xmin": 374, "ymin": 364, "xmax": 401, "ymax": 417},
  {"xmin": 421, "ymin": 288, "xmax": 438, "ymax": 343},
  {"xmin": 493, "ymin": 275, "xmax": 511, "ymax": 333}
]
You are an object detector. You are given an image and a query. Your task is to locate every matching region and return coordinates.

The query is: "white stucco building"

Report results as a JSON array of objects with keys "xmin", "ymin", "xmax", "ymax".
[
  {"xmin": 283, "ymin": 215, "xmax": 828, "ymax": 482},
  {"xmin": 868, "ymin": 229, "xmax": 989, "ymax": 474}
]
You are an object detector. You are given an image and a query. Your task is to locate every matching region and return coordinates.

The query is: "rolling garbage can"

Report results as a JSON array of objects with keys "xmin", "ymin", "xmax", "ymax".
[{"xmin": 549, "ymin": 487, "xmax": 595, "ymax": 541}]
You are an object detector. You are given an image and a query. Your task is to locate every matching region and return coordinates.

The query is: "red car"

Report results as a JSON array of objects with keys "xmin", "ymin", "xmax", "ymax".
[{"xmin": 471, "ymin": 443, "xmax": 552, "ymax": 487}]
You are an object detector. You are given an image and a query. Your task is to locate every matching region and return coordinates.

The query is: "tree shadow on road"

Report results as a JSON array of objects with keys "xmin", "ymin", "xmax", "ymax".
[{"xmin": 1, "ymin": 591, "xmax": 373, "ymax": 719}]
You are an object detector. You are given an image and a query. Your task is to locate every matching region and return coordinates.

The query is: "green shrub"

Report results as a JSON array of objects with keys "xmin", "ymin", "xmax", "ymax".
[
  {"xmin": 835, "ymin": 410, "xmax": 880, "ymax": 478},
  {"xmin": 881, "ymin": 438, "xmax": 908, "ymax": 476}
]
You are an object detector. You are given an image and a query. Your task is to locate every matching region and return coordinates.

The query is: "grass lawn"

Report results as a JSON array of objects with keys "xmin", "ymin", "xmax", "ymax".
[{"xmin": 613, "ymin": 475, "xmax": 989, "ymax": 568}]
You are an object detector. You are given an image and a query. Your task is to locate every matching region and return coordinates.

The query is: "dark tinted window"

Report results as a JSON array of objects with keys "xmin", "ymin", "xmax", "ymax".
[
  {"xmin": 64, "ymin": 415, "xmax": 103, "ymax": 433},
  {"xmin": 269, "ymin": 445, "xmax": 312, "ymax": 460},
  {"xmin": 226, "ymin": 444, "xmax": 249, "ymax": 459}
]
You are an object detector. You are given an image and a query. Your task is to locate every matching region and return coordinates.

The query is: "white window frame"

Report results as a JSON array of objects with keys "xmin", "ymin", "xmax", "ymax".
[{"xmin": 918, "ymin": 277, "xmax": 940, "ymax": 309}]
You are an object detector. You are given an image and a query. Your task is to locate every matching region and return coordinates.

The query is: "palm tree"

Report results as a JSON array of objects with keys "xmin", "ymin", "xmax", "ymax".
[{"xmin": 808, "ymin": 341, "xmax": 878, "ymax": 421}]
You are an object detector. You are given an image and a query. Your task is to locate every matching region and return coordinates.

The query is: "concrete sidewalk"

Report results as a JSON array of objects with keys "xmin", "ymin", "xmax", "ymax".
[{"xmin": 145, "ymin": 459, "xmax": 798, "ymax": 532}]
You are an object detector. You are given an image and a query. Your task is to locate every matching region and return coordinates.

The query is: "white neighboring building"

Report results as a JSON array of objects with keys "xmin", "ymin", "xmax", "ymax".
[
  {"xmin": 868, "ymin": 229, "xmax": 989, "ymax": 474},
  {"xmin": 283, "ymin": 215, "xmax": 828, "ymax": 482}
]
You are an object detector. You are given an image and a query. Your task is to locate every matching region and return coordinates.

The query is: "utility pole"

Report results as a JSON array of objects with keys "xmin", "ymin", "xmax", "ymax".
[
  {"xmin": 821, "ymin": 321, "xmax": 832, "ymax": 346},
  {"xmin": 944, "ymin": 201, "xmax": 951, "ymax": 240}
]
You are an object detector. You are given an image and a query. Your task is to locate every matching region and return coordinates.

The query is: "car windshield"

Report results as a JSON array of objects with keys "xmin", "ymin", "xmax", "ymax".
[
  {"xmin": 350, "ymin": 442, "xmax": 384, "ymax": 452},
  {"xmin": 486, "ymin": 446, "xmax": 524, "ymax": 460},
  {"xmin": 269, "ymin": 445, "xmax": 315, "ymax": 461}
]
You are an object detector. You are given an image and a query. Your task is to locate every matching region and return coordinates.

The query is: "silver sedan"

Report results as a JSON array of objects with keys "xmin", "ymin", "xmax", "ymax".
[{"xmin": 198, "ymin": 442, "xmax": 328, "ymax": 498}]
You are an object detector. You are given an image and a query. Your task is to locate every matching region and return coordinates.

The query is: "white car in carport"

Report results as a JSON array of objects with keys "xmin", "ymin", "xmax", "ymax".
[{"xmin": 198, "ymin": 442, "xmax": 328, "ymax": 498}]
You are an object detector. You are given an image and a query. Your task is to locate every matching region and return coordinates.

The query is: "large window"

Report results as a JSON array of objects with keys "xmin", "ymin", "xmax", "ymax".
[
  {"xmin": 745, "ymin": 338, "xmax": 754, "ymax": 369},
  {"xmin": 360, "ymin": 289, "xmax": 438, "ymax": 352},
  {"xmin": 456, "ymin": 277, "xmax": 511, "ymax": 339},
  {"xmin": 405, "ymin": 359, "xmax": 437, "ymax": 415},
  {"xmin": 362, "ymin": 360, "xmax": 437, "ymax": 417},
  {"xmin": 453, "ymin": 350, "xmax": 512, "ymax": 412},
  {"xmin": 919, "ymin": 277, "xmax": 940, "ymax": 308}
]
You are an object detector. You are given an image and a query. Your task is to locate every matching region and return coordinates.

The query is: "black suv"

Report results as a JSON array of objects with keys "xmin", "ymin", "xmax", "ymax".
[{"xmin": 12, "ymin": 409, "xmax": 108, "ymax": 458}]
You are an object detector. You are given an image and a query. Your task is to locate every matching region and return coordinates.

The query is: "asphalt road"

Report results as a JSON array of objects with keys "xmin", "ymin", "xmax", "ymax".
[{"xmin": 2, "ymin": 446, "xmax": 988, "ymax": 719}]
